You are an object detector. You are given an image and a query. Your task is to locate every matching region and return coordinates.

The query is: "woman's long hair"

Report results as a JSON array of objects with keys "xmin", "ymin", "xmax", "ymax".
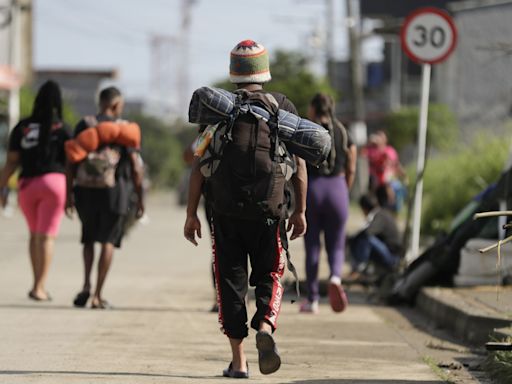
[
  {"xmin": 31, "ymin": 80, "xmax": 63, "ymax": 160},
  {"xmin": 309, "ymin": 93, "xmax": 348, "ymax": 172},
  {"xmin": 310, "ymin": 93, "xmax": 335, "ymax": 124}
]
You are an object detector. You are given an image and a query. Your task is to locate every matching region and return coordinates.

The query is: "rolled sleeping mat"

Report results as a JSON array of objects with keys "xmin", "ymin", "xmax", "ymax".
[
  {"xmin": 65, "ymin": 140, "xmax": 88, "ymax": 163},
  {"xmin": 76, "ymin": 127, "xmax": 99, "ymax": 152},
  {"xmin": 96, "ymin": 121, "xmax": 121, "ymax": 144},
  {"xmin": 189, "ymin": 86, "xmax": 331, "ymax": 165},
  {"xmin": 116, "ymin": 122, "xmax": 141, "ymax": 149},
  {"xmin": 189, "ymin": 86, "xmax": 236, "ymax": 124},
  {"xmin": 249, "ymin": 106, "xmax": 331, "ymax": 165},
  {"xmin": 65, "ymin": 121, "xmax": 142, "ymax": 164}
]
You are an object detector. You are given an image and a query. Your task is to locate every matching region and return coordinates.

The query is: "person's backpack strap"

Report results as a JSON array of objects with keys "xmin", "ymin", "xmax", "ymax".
[
  {"xmin": 83, "ymin": 115, "xmax": 98, "ymax": 129},
  {"xmin": 277, "ymin": 220, "xmax": 300, "ymax": 303}
]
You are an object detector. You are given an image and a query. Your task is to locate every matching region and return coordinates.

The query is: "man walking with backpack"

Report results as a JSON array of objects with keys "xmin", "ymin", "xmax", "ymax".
[
  {"xmin": 67, "ymin": 86, "xmax": 144, "ymax": 309},
  {"xmin": 184, "ymin": 40, "xmax": 307, "ymax": 378}
]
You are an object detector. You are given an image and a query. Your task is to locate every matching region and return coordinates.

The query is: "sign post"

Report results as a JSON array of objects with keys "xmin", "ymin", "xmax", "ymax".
[{"xmin": 400, "ymin": 7, "xmax": 457, "ymax": 260}]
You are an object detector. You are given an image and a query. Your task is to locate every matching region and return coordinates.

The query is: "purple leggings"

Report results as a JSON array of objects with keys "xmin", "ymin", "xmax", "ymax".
[{"xmin": 304, "ymin": 175, "xmax": 349, "ymax": 302}]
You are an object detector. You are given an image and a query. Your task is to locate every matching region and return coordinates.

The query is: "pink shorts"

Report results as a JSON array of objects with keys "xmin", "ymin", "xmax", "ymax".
[{"xmin": 18, "ymin": 173, "xmax": 67, "ymax": 236}]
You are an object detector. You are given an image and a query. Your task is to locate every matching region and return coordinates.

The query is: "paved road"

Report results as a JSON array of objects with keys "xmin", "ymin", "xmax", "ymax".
[{"xmin": 0, "ymin": 193, "xmax": 486, "ymax": 383}]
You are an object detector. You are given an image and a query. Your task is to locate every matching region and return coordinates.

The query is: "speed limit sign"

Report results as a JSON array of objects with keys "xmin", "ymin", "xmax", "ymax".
[{"xmin": 401, "ymin": 7, "xmax": 457, "ymax": 64}]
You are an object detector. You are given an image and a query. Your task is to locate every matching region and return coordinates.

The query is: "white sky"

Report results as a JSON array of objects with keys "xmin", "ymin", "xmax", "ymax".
[{"xmin": 34, "ymin": 0, "xmax": 382, "ymax": 113}]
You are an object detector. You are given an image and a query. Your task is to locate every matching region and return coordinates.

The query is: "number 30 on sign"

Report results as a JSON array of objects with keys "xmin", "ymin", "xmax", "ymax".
[{"xmin": 401, "ymin": 7, "xmax": 457, "ymax": 64}]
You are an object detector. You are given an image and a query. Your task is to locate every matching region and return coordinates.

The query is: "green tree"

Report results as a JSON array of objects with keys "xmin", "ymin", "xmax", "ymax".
[
  {"xmin": 127, "ymin": 112, "xmax": 185, "ymax": 188},
  {"xmin": 213, "ymin": 50, "xmax": 336, "ymax": 116},
  {"xmin": 384, "ymin": 104, "xmax": 458, "ymax": 152}
]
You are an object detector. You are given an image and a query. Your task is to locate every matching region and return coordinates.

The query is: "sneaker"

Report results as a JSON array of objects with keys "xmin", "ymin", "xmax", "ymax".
[
  {"xmin": 328, "ymin": 277, "xmax": 348, "ymax": 313},
  {"xmin": 299, "ymin": 300, "xmax": 319, "ymax": 314}
]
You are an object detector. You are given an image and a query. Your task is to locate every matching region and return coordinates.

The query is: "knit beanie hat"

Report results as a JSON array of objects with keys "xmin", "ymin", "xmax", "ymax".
[{"xmin": 229, "ymin": 40, "xmax": 271, "ymax": 84}]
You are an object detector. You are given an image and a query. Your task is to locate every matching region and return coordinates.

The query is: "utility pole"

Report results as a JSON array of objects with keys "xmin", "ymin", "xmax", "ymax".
[
  {"xmin": 345, "ymin": 0, "xmax": 368, "ymax": 196},
  {"xmin": 325, "ymin": 0, "xmax": 335, "ymax": 62},
  {"xmin": 8, "ymin": 0, "xmax": 20, "ymax": 132},
  {"xmin": 150, "ymin": 34, "xmax": 177, "ymax": 119},
  {"xmin": 177, "ymin": 0, "xmax": 194, "ymax": 120}
]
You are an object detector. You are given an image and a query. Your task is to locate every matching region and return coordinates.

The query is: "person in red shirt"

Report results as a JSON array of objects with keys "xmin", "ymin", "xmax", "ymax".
[{"xmin": 362, "ymin": 130, "xmax": 407, "ymax": 212}]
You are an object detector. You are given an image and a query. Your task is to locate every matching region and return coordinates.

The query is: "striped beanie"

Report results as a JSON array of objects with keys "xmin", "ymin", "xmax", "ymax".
[{"xmin": 229, "ymin": 40, "xmax": 271, "ymax": 84}]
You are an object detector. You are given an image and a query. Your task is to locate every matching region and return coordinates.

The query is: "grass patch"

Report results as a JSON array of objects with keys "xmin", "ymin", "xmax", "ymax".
[
  {"xmin": 422, "ymin": 355, "xmax": 456, "ymax": 384},
  {"xmin": 484, "ymin": 349, "xmax": 512, "ymax": 383}
]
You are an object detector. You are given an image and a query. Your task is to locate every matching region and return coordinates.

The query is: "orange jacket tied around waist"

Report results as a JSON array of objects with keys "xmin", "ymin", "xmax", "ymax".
[{"xmin": 65, "ymin": 121, "xmax": 141, "ymax": 163}]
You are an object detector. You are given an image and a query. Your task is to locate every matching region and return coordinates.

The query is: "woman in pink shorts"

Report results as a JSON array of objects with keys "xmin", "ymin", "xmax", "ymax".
[{"xmin": 0, "ymin": 80, "xmax": 70, "ymax": 301}]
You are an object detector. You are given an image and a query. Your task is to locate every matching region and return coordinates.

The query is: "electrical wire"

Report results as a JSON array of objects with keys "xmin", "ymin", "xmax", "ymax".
[
  {"xmin": 37, "ymin": 5, "xmax": 146, "ymax": 46},
  {"xmin": 38, "ymin": 2, "xmax": 147, "ymax": 45}
]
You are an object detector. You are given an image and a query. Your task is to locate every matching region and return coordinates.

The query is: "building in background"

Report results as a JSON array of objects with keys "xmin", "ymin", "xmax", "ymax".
[
  {"xmin": 0, "ymin": 0, "xmax": 32, "ymax": 81},
  {"xmin": 34, "ymin": 68, "xmax": 117, "ymax": 117},
  {"xmin": 355, "ymin": 0, "xmax": 512, "ymax": 136},
  {"xmin": 0, "ymin": 0, "xmax": 32, "ymax": 160},
  {"xmin": 437, "ymin": 0, "xmax": 512, "ymax": 131}
]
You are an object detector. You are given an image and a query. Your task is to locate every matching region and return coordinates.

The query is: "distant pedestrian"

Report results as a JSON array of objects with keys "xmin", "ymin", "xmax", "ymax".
[
  {"xmin": 301, "ymin": 93, "xmax": 357, "ymax": 314},
  {"xmin": 0, "ymin": 80, "xmax": 70, "ymax": 301},
  {"xmin": 67, "ymin": 86, "xmax": 144, "ymax": 309},
  {"xmin": 363, "ymin": 130, "xmax": 406, "ymax": 213},
  {"xmin": 184, "ymin": 40, "xmax": 308, "ymax": 378},
  {"xmin": 347, "ymin": 194, "xmax": 402, "ymax": 279}
]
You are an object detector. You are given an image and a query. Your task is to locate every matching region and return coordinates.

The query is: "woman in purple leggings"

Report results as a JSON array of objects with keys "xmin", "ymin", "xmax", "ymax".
[{"xmin": 300, "ymin": 93, "xmax": 357, "ymax": 314}]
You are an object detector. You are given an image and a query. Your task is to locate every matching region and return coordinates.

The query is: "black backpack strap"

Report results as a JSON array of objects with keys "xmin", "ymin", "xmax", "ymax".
[
  {"xmin": 278, "ymin": 220, "xmax": 300, "ymax": 303},
  {"xmin": 83, "ymin": 115, "xmax": 98, "ymax": 128}
]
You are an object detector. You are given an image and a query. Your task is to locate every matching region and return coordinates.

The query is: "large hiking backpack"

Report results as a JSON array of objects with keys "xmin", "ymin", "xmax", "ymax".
[
  {"xmin": 189, "ymin": 86, "xmax": 331, "ymax": 166},
  {"xmin": 199, "ymin": 90, "xmax": 295, "ymax": 220},
  {"xmin": 75, "ymin": 116, "xmax": 121, "ymax": 188}
]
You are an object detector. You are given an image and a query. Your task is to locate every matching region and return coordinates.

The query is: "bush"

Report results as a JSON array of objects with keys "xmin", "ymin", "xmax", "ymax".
[
  {"xmin": 127, "ymin": 113, "xmax": 186, "ymax": 188},
  {"xmin": 417, "ymin": 133, "xmax": 511, "ymax": 234},
  {"xmin": 484, "ymin": 349, "xmax": 512, "ymax": 384},
  {"xmin": 385, "ymin": 104, "xmax": 458, "ymax": 152}
]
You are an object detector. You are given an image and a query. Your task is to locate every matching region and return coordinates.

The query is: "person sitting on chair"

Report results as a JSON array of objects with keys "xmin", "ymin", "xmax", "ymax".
[{"xmin": 347, "ymin": 194, "xmax": 402, "ymax": 281}]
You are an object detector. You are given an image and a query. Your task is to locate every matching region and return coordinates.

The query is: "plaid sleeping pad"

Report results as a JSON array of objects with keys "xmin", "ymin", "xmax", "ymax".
[{"xmin": 188, "ymin": 86, "xmax": 331, "ymax": 166}]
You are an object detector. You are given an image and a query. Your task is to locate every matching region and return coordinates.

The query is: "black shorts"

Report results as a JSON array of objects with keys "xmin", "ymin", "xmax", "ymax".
[{"xmin": 76, "ymin": 204, "xmax": 126, "ymax": 248}]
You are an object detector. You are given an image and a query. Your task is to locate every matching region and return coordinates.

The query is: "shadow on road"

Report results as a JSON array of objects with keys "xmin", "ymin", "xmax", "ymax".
[
  {"xmin": 0, "ymin": 370, "xmax": 219, "ymax": 380},
  {"xmin": 0, "ymin": 303, "xmax": 211, "ymax": 313},
  {"xmin": 291, "ymin": 381, "xmax": 441, "ymax": 384}
]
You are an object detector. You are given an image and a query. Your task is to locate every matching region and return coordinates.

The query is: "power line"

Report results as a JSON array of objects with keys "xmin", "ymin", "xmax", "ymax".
[
  {"xmin": 38, "ymin": 2, "xmax": 147, "ymax": 45},
  {"xmin": 48, "ymin": 0, "xmax": 151, "ymax": 36}
]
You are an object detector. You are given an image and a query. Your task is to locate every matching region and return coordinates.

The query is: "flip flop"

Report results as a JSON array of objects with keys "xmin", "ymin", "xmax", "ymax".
[
  {"xmin": 73, "ymin": 291, "xmax": 90, "ymax": 307},
  {"xmin": 222, "ymin": 362, "xmax": 249, "ymax": 379},
  {"xmin": 28, "ymin": 291, "xmax": 52, "ymax": 302},
  {"xmin": 256, "ymin": 331, "xmax": 281, "ymax": 375},
  {"xmin": 91, "ymin": 299, "xmax": 113, "ymax": 310}
]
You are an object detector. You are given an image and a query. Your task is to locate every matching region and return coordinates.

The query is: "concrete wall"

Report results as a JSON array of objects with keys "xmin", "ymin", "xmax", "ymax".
[{"xmin": 434, "ymin": 3, "xmax": 512, "ymax": 130}]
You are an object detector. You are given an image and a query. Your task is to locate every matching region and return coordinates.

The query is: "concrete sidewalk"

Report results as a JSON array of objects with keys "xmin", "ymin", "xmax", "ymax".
[{"xmin": 0, "ymin": 192, "xmax": 480, "ymax": 383}]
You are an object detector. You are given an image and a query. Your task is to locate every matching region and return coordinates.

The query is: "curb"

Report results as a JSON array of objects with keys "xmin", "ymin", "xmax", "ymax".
[{"xmin": 416, "ymin": 287, "xmax": 512, "ymax": 345}]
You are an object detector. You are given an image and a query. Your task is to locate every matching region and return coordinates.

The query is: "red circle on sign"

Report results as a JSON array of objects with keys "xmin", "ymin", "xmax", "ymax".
[{"xmin": 400, "ymin": 7, "xmax": 458, "ymax": 64}]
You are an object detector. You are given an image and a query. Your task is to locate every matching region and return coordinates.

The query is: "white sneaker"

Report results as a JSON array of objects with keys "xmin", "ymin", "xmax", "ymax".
[{"xmin": 299, "ymin": 300, "xmax": 319, "ymax": 314}]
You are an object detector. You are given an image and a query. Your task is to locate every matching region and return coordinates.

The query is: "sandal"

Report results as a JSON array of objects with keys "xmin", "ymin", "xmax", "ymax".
[
  {"xmin": 28, "ymin": 291, "xmax": 52, "ymax": 302},
  {"xmin": 73, "ymin": 291, "xmax": 90, "ymax": 307},
  {"xmin": 91, "ymin": 299, "xmax": 113, "ymax": 310},
  {"xmin": 256, "ymin": 331, "xmax": 281, "ymax": 375},
  {"xmin": 222, "ymin": 362, "xmax": 249, "ymax": 379}
]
